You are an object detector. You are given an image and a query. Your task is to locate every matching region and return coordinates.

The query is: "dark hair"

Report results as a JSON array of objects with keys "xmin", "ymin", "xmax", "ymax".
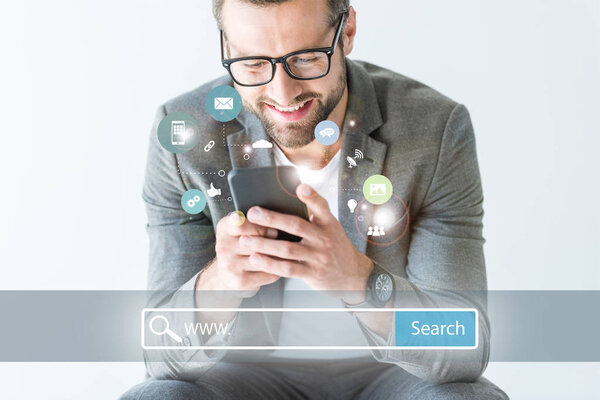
[{"xmin": 212, "ymin": 0, "xmax": 349, "ymax": 31}]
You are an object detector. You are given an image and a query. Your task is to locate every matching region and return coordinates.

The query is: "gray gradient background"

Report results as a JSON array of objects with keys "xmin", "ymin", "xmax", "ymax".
[
  {"xmin": 1, "ymin": 291, "xmax": 598, "ymax": 361},
  {"xmin": 0, "ymin": 0, "xmax": 599, "ymax": 398}
]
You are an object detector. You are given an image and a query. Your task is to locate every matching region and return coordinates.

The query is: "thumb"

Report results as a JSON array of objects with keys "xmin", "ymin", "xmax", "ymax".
[{"xmin": 296, "ymin": 184, "xmax": 333, "ymax": 224}]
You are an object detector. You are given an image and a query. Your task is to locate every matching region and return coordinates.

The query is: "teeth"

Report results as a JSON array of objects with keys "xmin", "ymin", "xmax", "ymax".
[{"xmin": 272, "ymin": 101, "xmax": 307, "ymax": 113}]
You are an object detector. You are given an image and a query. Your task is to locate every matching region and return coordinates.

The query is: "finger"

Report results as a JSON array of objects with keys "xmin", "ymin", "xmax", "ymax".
[
  {"xmin": 242, "ymin": 271, "xmax": 280, "ymax": 288},
  {"xmin": 246, "ymin": 253, "xmax": 309, "ymax": 279},
  {"xmin": 246, "ymin": 206, "xmax": 320, "ymax": 240},
  {"xmin": 218, "ymin": 254, "xmax": 275, "ymax": 277},
  {"xmin": 296, "ymin": 184, "xmax": 334, "ymax": 224},
  {"xmin": 224, "ymin": 236, "xmax": 261, "ymax": 257},
  {"xmin": 239, "ymin": 235, "xmax": 310, "ymax": 262},
  {"xmin": 224, "ymin": 212, "xmax": 278, "ymax": 238},
  {"xmin": 222, "ymin": 257, "xmax": 280, "ymax": 290}
]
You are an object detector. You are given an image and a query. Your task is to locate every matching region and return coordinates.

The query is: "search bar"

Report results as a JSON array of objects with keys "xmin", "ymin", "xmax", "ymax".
[{"xmin": 142, "ymin": 308, "xmax": 478, "ymax": 350}]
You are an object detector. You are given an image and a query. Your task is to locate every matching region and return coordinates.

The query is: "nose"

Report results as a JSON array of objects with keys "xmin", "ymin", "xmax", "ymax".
[{"xmin": 266, "ymin": 63, "xmax": 303, "ymax": 106}]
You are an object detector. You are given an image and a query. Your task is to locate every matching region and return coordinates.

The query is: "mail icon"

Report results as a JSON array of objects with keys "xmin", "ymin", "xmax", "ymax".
[{"xmin": 214, "ymin": 97, "xmax": 234, "ymax": 110}]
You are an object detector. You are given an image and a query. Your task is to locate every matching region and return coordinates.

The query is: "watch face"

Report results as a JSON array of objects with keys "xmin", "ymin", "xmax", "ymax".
[{"xmin": 375, "ymin": 273, "xmax": 393, "ymax": 302}]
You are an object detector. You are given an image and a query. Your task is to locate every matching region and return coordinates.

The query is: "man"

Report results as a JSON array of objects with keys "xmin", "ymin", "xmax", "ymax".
[{"xmin": 121, "ymin": 0, "xmax": 508, "ymax": 398}]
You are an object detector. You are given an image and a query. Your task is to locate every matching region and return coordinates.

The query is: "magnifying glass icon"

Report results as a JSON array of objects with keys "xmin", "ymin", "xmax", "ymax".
[{"xmin": 149, "ymin": 315, "xmax": 183, "ymax": 343}]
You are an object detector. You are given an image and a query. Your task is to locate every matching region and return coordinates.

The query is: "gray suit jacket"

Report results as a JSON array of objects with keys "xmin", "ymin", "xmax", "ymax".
[{"xmin": 142, "ymin": 59, "xmax": 489, "ymax": 383}]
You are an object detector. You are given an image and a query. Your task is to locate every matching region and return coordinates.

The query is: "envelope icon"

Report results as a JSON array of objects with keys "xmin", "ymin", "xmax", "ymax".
[{"xmin": 214, "ymin": 97, "xmax": 234, "ymax": 110}]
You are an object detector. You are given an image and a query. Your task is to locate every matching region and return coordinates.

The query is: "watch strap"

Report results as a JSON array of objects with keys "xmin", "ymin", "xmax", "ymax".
[
  {"xmin": 341, "ymin": 297, "xmax": 374, "ymax": 309},
  {"xmin": 342, "ymin": 262, "xmax": 394, "ymax": 309}
]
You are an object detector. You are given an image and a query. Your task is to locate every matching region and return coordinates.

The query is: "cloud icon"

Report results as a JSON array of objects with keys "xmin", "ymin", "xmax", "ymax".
[{"xmin": 252, "ymin": 139, "xmax": 273, "ymax": 149}]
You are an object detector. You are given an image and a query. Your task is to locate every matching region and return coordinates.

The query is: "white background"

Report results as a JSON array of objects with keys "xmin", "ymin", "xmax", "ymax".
[{"xmin": 1, "ymin": 0, "xmax": 599, "ymax": 398}]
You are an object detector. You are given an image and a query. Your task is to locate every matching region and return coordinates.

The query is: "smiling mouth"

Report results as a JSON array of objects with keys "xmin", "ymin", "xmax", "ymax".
[
  {"xmin": 263, "ymin": 99, "xmax": 314, "ymax": 122},
  {"xmin": 265, "ymin": 100, "xmax": 309, "ymax": 112}
]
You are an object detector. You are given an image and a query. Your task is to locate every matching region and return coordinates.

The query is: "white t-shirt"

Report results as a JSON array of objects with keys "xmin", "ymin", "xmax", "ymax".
[{"xmin": 270, "ymin": 145, "xmax": 371, "ymax": 359}]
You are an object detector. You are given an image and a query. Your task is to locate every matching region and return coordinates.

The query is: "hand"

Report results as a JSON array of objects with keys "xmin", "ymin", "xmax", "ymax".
[
  {"xmin": 197, "ymin": 211, "xmax": 281, "ymax": 298},
  {"xmin": 241, "ymin": 184, "xmax": 374, "ymax": 303}
]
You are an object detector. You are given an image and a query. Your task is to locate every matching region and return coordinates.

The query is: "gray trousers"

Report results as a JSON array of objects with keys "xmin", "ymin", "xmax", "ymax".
[{"xmin": 120, "ymin": 359, "xmax": 508, "ymax": 400}]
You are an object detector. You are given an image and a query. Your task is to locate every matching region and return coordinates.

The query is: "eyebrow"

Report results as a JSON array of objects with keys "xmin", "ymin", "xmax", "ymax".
[
  {"xmin": 225, "ymin": 39, "xmax": 258, "ymax": 59},
  {"xmin": 228, "ymin": 43, "xmax": 329, "ymax": 60},
  {"xmin": 224, "ymin": 27, "xmax": 333, "ymax": 59}
]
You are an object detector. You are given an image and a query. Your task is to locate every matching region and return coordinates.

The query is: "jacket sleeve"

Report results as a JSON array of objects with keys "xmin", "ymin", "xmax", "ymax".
[
  {"xmin": 141, "ymin": 106, "xmax": 233, "ymax": 381},
  {"xmin": 357, "ymin": 104, "xmax": 490, "ymax": 383}
]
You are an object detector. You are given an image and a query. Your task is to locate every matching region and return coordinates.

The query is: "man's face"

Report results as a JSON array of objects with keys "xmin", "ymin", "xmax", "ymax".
[{"xmin": 221, "ymin": 0, "xmax": 349, "ymax": 148}]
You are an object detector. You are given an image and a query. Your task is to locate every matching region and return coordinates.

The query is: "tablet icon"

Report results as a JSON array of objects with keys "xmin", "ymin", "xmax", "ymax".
[
  {"xmin": 157, "ymin": 112, "xmax": 200, "ymax": 154},
  {"xmin": 149, "ymin": 315, "xmax": 182, "ymax": 343},
  {"xmin": 171, "ymin": 121, "xmax": 186, "ymax": 145}
]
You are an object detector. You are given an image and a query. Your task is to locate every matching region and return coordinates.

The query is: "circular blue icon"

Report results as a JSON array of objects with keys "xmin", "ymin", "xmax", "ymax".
[
  {"xmin": 206, "ymin": 85, "xmax": 243, "ymax": 122},
  {"xmin": 181, "ymin": 189, "xmax": 206, "ymax": 215},
  {"xmin": 314, "ymin": 120, "xmax": 340, "ymax": 146},
  {"xmin": 157, "ymin": 112, "xmax": 200, "ymax": 154}
]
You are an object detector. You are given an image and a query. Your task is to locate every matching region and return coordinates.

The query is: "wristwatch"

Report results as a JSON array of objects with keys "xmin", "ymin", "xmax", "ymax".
[{"xmin": 343, "ymin": 263, "xmax": 395, "ymax": 309}]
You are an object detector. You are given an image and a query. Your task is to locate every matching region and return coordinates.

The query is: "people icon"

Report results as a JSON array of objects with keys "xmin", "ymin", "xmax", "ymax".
[{"xmin": 367, "ymin": 226, "xmax": 386, "ymax": 237}]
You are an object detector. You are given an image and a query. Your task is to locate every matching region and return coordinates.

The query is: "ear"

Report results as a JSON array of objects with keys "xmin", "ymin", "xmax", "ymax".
[{"xmin": 342, "ymin": 6, "xmax": 357, "ymax": 56}]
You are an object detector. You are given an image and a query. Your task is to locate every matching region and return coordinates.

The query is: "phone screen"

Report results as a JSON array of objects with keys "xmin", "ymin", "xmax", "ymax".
[{"xmin": 228, "ymin": 166, "xmax": 309, "ymax": 242}]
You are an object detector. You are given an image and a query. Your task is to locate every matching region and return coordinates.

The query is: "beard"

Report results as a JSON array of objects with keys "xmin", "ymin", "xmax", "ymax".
[{"xmin": 242, "ymin": 62, "xmax": 347, "ymax": 149}]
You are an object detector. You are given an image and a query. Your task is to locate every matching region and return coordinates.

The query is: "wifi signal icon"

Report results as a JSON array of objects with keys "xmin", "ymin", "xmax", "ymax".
[{"xmin": 354, "ymin": 149, "xmax": 364, "ymax": 159}]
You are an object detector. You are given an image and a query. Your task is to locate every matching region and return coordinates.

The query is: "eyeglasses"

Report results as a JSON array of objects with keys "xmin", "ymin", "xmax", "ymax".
[{"xmin": 220, "ymin": 11, "xmax": 348, "ymax": 87}]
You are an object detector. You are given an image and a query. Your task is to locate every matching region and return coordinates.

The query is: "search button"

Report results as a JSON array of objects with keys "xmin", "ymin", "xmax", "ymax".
[
  {"xmin": 394, "ymin": 309, "xmax": 478, "ymax": 348},
  {"xmin": 149, "ymin": 315, "xmax": 183, "ymax": 343}
]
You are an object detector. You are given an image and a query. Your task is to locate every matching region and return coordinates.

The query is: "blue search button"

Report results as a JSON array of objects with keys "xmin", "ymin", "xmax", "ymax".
[{"xmin": 394, "ymin": 309, "xmax": 478, "ymax": 348}]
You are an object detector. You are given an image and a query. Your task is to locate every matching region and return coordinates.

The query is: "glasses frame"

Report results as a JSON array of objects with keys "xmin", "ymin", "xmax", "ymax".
[{"xmin": 220, "ymin": 10, "xmax": 348, "ymax": 87}]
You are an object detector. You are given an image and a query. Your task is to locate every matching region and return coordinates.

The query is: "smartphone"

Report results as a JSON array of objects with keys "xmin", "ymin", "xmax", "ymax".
[
  {"xmin": 171, "ymin": 121, "xmax": 186, "ymax": 145},
  {"xmin": 227, "ymin": 166, "xmax": 309, "ymax": 242}
]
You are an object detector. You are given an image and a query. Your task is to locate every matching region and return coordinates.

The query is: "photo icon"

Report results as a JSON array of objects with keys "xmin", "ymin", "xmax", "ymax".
[
  {"xmin": 370, "ymin": 184, "xmax": 387, "ymax": 196},
  {"xmin": 363, "ymin": 175, "xmax": 393, "ymax": 205}
]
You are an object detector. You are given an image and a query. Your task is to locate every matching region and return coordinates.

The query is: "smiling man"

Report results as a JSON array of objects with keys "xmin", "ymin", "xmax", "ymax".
[
  {"xmin": 223, "ymin": 0, "xmax": 349, "ymax": 159},
  {"xmin": 121, "ymin": 0, "xmax": 508, "ymax": 399}
]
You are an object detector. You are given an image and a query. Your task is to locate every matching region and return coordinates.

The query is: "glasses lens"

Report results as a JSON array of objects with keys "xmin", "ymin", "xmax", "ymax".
[
  {"xmin": 286, "ymin": 52, "xmax": 329, "ymax": 79},
  {"xmin": 229, "ymin": 59, "xmax": 273, "ymax": 86}
]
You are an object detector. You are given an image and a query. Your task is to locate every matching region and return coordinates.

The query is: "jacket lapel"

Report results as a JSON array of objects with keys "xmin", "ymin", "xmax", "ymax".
[
  {"xmin": 226, "ymin": 108, "xmax": 275, "ymax": 169},
  {"xmin": 337, "ymin": 59, "xmax": 386, "ymax": 254},
  {"xmin": 338, "ymin": 133, "xmax": 386, "ymax": 254}
]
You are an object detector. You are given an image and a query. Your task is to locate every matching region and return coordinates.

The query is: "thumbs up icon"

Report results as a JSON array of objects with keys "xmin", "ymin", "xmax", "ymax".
[{"xmin": 207, "ymin": 182, "xmax": 221, "ymax": 198}]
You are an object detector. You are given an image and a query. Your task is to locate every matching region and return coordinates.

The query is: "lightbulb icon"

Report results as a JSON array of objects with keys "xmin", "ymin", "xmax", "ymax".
[{"xmin": 347, "ymin": 199, "xmax": 358, "ymax": 213}]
